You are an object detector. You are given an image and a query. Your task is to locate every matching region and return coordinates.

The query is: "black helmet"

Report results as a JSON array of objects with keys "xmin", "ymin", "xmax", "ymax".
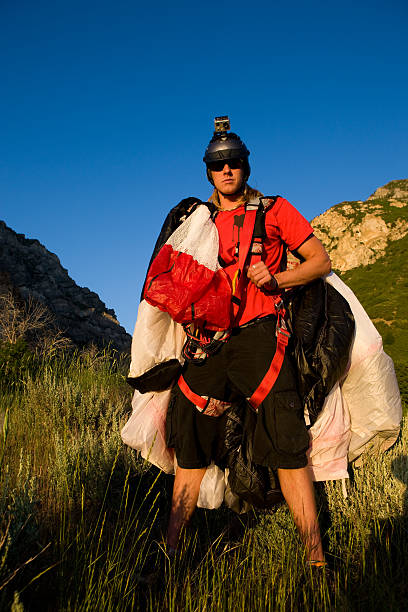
[{"xmin": 203, "ymin": 116, "xmax": 250, "ymax": 185}]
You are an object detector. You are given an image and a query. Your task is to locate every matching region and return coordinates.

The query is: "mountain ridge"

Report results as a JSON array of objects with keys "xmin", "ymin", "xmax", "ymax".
[
  {"xmin": 0, "ymin": 220, "xmax": 131, "ymax": 352},
  {"xmin": 311, "ymin": 179, "xmax": 408, "ymax": 272}
]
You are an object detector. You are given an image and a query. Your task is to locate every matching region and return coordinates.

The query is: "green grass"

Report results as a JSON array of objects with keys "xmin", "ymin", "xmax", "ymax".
[{"xmin": 1, "ymin": 347, "xmax": 407, "ymax": 610}]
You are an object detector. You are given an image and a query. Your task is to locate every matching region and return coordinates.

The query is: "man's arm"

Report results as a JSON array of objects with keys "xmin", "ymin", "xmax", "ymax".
[{"xmin": 247, "ymin": 236, "xmax": 331, "ymax": 290}]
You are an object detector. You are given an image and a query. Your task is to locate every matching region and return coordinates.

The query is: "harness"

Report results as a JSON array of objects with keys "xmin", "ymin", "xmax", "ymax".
[{"xmin": 178, "ymin": 196, "xmax": 291, "ymax": 414}]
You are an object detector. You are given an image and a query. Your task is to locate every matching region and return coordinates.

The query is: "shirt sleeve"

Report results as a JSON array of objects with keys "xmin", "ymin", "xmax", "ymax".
[{"xmin": 266, "ymin": 197, "xmax": 314, "ymax": 252}]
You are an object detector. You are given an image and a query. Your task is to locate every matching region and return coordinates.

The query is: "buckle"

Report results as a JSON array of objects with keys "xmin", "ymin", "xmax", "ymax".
[
  {"xmin": 276, "ymin": 326, "xmax": 290, "ymax": 346},
  {"xmin": 275, "ymin": 298, "xmax": 284, "ymax": 313},
  {"xmin": 276, "ymin": 312, "xmax": 290, "ymax": 346}
]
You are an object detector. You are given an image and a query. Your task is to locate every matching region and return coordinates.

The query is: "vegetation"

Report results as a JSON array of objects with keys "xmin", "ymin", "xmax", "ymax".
[
  {"xmin": 1, "ymin": 220, "xmax": 407, "ymax": 609},
  {"xmin": 0, "ymin": 343, "xmax": 407, "ymax": 609}
]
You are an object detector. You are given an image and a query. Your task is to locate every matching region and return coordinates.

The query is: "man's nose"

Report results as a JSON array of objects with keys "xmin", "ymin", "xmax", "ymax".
[{"xmin": 223, "ymin": 164, "xmax": 232, "ymax": 173}]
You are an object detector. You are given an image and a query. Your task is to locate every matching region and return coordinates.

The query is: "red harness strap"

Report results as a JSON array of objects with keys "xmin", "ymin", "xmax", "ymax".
[
  {"xmin": 177, "ymin": 375, "xmax": 233, "ymax": 416},
  {"xmin": 247, "ymin": 304, "xmax": 290, "ymax": 410},
  {"xmin": 178, "ymin": 374, "xmax": 207, "ymax": 411}
]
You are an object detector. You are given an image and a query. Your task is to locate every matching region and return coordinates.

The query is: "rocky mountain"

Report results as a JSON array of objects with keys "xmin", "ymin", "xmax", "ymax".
[
  {"xmin": 310, "ymin": 179, "xmax": 408, "ymax": 395},
  {"xmin": 0, "ymin": 220, "xmax": 131, "ymax": 352},
  {"xmin": 311, "ymin": 179, "xmax": 408, "ymax": 272}
]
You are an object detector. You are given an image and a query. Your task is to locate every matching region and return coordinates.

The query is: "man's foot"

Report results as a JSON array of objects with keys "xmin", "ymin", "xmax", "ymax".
[
  {"xmin": 307, "ymin": 560, "xmax": 327, "ymax": 568},
  {"xmin": 306, "ymin": 559, "xmax": 336, "ymax": 592}
]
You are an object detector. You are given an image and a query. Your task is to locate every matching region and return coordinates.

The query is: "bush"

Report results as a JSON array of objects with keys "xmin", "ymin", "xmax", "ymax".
[{"xmin": 0, "ymin": 339, "xmax": 39, "ymax": 391}]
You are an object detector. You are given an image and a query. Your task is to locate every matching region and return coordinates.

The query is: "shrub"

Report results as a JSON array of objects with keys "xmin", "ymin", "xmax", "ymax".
[{"xmin": 0, "ymin": 339, "xmax": 39, "ymax": 391}]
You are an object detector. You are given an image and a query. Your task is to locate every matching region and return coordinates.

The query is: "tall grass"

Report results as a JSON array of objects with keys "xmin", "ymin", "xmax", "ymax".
[{"xmin": 1, "ymin": 345, "xmax": 407, "ymax": 610}]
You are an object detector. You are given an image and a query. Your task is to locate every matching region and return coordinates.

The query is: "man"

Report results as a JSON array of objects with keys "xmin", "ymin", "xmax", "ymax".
[
  {"xmin": 162, "ymin": 117, "xmax": 331, "ymax": 566},
  {"xmin": 139, "ymin": 117, "xmax": 331, "ymax": 565}
]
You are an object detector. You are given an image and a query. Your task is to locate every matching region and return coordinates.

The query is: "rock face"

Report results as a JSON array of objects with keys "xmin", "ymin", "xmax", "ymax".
[
  {"xmin": 311, "ymin": 179, "xmax": 408, "ymax": 271},
  {"xmin": 0, "ymin": 220, "xmax": 131, "ymax": 352}
]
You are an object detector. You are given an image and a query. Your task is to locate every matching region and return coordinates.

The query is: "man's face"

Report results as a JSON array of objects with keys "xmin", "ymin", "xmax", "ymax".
[{"xmin": 208, "ymin": 159, "xmax": 244, "ymax": 195}]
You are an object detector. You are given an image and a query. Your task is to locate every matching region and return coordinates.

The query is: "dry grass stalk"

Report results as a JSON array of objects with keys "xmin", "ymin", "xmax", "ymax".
[
  {"xmin": 0, "ymin": 290, "xmax": 71, "ymax": 356},
  {"xmin": 0, "ymin": 291, "xmax": 53, "ymax": 344}
]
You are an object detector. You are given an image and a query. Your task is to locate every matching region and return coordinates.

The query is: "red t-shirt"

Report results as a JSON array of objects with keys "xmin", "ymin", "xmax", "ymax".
[{"xmin": 214, "ymin": 197, "xmax": 313, "ymax": 326}]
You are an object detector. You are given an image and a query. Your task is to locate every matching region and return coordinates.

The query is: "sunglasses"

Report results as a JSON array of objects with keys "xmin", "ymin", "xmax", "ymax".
[{"xmin": 207, "ymin": 159, "xmax": 243, "ymax": 172}]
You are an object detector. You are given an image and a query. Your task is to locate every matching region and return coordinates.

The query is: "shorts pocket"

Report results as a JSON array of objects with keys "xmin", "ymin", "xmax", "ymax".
[{"xmin": 272, "ymin": 391, "xmax": 309, "ymax": 456}]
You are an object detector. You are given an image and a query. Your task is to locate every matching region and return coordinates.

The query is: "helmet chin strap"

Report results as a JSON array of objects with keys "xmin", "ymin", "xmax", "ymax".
[{"xmin": 217, "ymin": 182, "xmax": 246, "ymax": 197}]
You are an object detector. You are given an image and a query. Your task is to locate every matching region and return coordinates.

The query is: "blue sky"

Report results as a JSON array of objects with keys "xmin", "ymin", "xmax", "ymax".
[{"xmin": 1, "ymin": 0, "xmax": 407, "ymax": 333}]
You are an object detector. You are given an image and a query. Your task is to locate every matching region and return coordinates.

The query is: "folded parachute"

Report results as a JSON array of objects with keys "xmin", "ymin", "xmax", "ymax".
[{"xmin": 143, "ymin": 205, "xmax": 232, "ymax": 331}]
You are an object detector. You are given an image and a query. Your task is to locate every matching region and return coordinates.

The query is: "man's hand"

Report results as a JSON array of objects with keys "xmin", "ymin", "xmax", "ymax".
[
  {"xmin": 247, "ymin": 261, "xmax": 275, "ymax": 289},
  {"xmin": 246, "ymin": 237, "xmax": 331, "ymax": 292}
]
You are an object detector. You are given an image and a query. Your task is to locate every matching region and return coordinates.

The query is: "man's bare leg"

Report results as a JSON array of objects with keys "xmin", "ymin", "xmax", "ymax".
[
  {"xmin": 166, "ymin": 466, "xmax": 207, "ymax": 551},
  {"xmin": 277, "ymin": 466, "xmax": 324, "ymax": 562}
]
